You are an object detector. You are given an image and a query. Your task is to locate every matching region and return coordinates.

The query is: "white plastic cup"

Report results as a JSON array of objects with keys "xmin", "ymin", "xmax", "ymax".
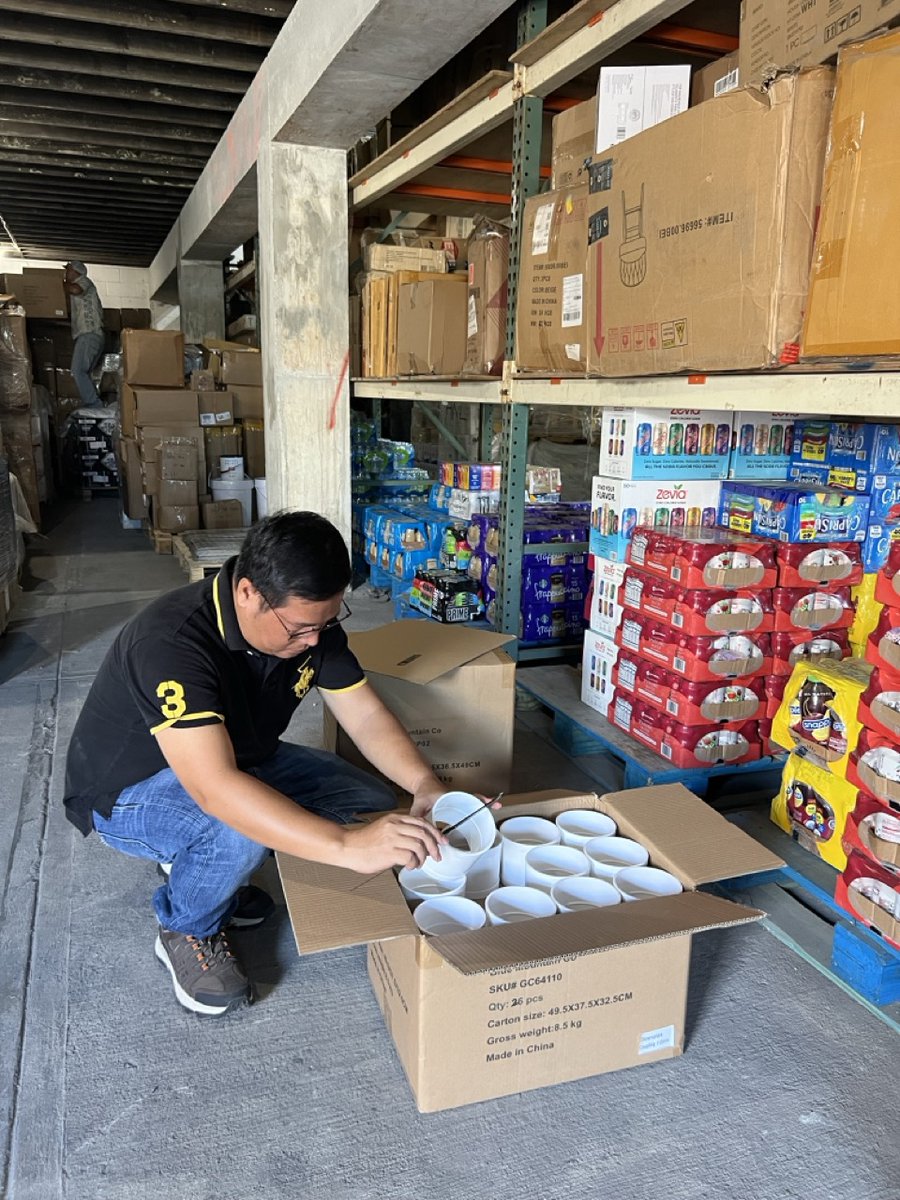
[
  {"xmin": 484, "ymin": 886, "xmax": 557, "ymax": 925},
  {"xmin": 210, "ymin": 475, "xmax": 253, "ymax": 525},
  {"xmin": 499, "ymin": 816, "xmax": 561, "ymax": 886},
  {"xmin": 551, "ymin": 876, "xmax": 622, "ymax": 913},
  {"xmin": 397, "ymin": 867, "xmax": 465, "ymax": 907},
  {"xmin": 524, "ymin": 844, "xmax": 590, "ymax": 895},
  {"xmin": 584, "ymin": 835, "xmax": 649, "ymax": 879},
  {"xmin": 614, "ymin": 866, "xmax": 684, "ymax": 902},
  {"xmin": 464, "ymin": 832, "xmax": 502, "ymax": 900},
  {"xmin": 254, "ymin": 477, "xmax": 268, "ymax": 519},
  {"xmin": 414, "ymin": 896, "xmax": 486, "ymax": 935},
  {"xmin": 421, "ymin": 791, "xmax": 496, "ymax": 882},
  {"xmin": 555, "ymin": 809, "xmax": 618, "ymax": 847}
]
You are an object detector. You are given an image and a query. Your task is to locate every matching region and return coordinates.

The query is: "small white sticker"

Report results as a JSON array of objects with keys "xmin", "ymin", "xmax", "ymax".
[
  {"xmin": 639, "ymin": 1025, "xmax": 676, "ymax": 1054},
  {"xmin": 467, "ymin": 294, "xmax": 478, "ymax": 339},
  {"xmin": 531, "ymin": 202, "xmax": 555, "ymax": 255},
  {"xmin": 565, "ymin": 343, "xmax": 582, "ymax": 361},
  {"xmin": 561, "ymin": 273, "xmax": 583, "ymax": 328}
]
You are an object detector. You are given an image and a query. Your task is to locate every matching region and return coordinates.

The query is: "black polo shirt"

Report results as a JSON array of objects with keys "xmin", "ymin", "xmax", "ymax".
[{"xmin": 63, "ymin": 558, "xmax": 365, "ymax": 835}]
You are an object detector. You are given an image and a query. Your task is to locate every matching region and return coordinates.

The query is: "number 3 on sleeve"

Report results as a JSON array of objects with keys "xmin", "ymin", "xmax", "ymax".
[{"xmin": 156, "ymin": 680, "xmax": 187, "ymax": 720}]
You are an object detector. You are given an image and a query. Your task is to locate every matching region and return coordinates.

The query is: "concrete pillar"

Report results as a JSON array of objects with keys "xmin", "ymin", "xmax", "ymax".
[
  {"xmin": 257, "ymin": 140, "xmax": 350, "ymax": 538},
  {"xmin": 177, "ymin": 258, "xmax": 225, "ymax": 343}
]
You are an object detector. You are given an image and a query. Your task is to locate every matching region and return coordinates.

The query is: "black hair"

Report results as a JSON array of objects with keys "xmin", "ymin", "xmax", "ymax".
[{"xmin": 234, "ymin": 510, "xmax": 351, "ymax": 605}]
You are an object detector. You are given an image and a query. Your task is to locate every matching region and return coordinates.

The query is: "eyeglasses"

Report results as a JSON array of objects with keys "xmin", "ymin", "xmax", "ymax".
[{"xmin": 259, "ymin": 593, "xmax": 352, "ymax": 641}]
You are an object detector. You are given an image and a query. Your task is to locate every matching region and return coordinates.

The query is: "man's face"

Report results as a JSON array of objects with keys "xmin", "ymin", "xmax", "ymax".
[{"xmin": 233, "ymin": 578, "xmax": 346, "ymax": 658}]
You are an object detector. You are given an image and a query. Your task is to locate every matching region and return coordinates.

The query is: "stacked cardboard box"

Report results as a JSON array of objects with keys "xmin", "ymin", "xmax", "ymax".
[
  {"xmin": 0, "ymin": 269, "xmax": 68, "ymax": 320},
  {"xmin": 0, "ymin": 306, "xmax": 40, "ymax": 525},
  {"xmin": 463, "ymin": 219, "xmax": 509, "ymax": 377},
  {"xmin": 154, "ymin": 438, "xmax": 201, "ymax": 533},
  {"xmin": 516, "ymin": 69, "xmax": 833, "ymax": 377}
]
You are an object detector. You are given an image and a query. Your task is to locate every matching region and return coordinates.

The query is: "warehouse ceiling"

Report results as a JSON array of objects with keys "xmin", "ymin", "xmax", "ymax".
[{"xmin": 0, "ymin": 0, "xmax": 297, "ymax": 267}]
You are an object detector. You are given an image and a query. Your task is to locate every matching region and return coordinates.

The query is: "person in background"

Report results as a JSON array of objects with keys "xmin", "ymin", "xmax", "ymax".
[{"xmin": 63, "ymin": 261, "xmax": 105, "ymax": 408}]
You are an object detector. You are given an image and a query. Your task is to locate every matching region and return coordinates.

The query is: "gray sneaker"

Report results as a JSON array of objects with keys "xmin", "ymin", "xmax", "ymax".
[{"xmin": 154, "ymin": 926, "xmax": 251, "ymax": 1016}]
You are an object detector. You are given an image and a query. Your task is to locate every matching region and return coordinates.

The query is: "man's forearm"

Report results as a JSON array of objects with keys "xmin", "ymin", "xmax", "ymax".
[{"xmin": 345, "ymin": 704, "xmax": 438, "ymax": 795}]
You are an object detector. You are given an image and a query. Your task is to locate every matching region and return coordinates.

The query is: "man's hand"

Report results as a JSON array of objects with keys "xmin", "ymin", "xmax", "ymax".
[
  {"xmin": 409, "ymin": 776, "xmax": 447, "ymax": 819},
  {"xmin": 340, "ymin": 812, "xmax": 446, "ymax": 874}
]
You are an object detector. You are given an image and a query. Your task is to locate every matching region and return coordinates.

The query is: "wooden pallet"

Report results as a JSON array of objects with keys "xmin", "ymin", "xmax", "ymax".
[
  {"xmin": 173, "ymin": 534, "xmax": 211, "ymax": 582},
  {"xmin": 517, "ymin": 664, "xmax": 785, "ymax": 798},
  {"xmin": 172, "ymin": 531, "xmax": 246, "ymax": 582},
  {"xmin": 721, "ymin": 810, "xmax": 900, "ymax": 1023},
  {"xmin": 148, "ymin": 528, "xmax": 173, "ymax": 555}
]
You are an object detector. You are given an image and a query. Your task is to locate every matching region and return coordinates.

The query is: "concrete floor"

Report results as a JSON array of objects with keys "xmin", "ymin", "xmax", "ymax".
[{"xmin": 2, "ymin": 497, "xmax": 899, "ymax": 1200}]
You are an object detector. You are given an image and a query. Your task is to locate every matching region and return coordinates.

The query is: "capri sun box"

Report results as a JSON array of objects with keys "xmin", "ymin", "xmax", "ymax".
[{"xmin": 277, "ymin": 784, "xmax": 781, "ymax": 1112}]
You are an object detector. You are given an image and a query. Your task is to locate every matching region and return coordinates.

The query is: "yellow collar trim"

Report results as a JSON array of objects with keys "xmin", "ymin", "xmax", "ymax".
[{"xmin": 212, "ymin": 575, "xmax": 226, "ymax": 641}]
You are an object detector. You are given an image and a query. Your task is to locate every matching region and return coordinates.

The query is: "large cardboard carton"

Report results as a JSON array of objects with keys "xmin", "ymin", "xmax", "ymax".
[
  {"xmin": 158, "ymin": 477, "xmax": 199, "ymax": 506},
  {"xmin": 691, "ymin": 52, "xmax": 740, "ymax": 105},
  {"xmin": 218, "ymin": 348, "xmax": 261, "ymax": 388},
  {"xmin": 386, "ymin": 271, "xmax": 447, "ymax": 377},
  {"xmin": 324, "ymin": 621, "xmax": 515, "ymax": 796},
  {"xmin": 117, "ymin": 436, "xmax": 149, "ymax": 521},
  {"xmin": 550, "ymin": 98, "xmax": 595, "ymax": 189},
  {"xmin": 802, "ymin": 30, "xmax": 900, "ymax": 360},
  {"xmin": 740, "ymin": 0, "xmax": 900, "ymax": 86},
  {"xmin": 202, "ymin": 498, "xmax": 245, "ymax": 530},
  {"xmin": 364, "ymin": 243, "xmax": 447, "ymax": 274},
  {"xmin": 278, "ymin": 784, "xmax": 780, "ymax": 1111},
  {"xmin": 139, "ymin": 424, "xmax": 206, "ymax": 484},
  {"xmin": 229, "ymin": 385, "xmax": 263, "ymax": 420},
  {"xmin": 585, "ymin": 70, "xmax": 834, "ymax": 376},
  {"xmin": 121, "ymin": 329, "xmax": 184, "ymax": 388},
  {"xmin": 133, "ymin": 388, "xmax": 199, "ymax": 427},
  {"xmin": 153, "ymin": 503, "xmax": 200, "ymax": 533},
  {"xmin": 361, "ymin": 274, "xmax": 389, "ymax": 377},
  {"xmin": 395, "ymin": 277, "xmax": 468, "ymax": 376},
  {"xmin": 515, "ymin": 185, "xmax": 590, "ymax": 373},
  {"xmin": 18, "ymin": 269, "xmax": 68, "ymax": 319},
  {"xmin": 463, "ymin": 221, "xmax": 509, "ymax": 377},
  {"xmin": 197, "ymin": 390, "xmax": 234, "ymax": 426}
]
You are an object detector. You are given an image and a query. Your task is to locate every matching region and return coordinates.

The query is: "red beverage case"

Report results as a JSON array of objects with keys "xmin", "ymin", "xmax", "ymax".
[
  {"xmin": 627, "ymin": 528, "xmax": 677, "ymax": 580},
  {"xmin": 847, "ymin": 727, "xmax": 900, "ymax": 806},
  {"xmin": 658, "ymin": 718, "xmax": 761, "ymax": 769},
  {"xmin": 666, "ymin": 675, "xmax": 765, "ymax": 726},
  {"xmin": 776, "ymin": 542, "xmax": 863, "ymax": 589},
  {"xmin": 858, "ymin": 665, "xmax": 900, "ymax": 742},
  {"xmin": 875, "ymin": 539, "xmax": 900, "ymax": 608},
  {"xmin": 766, "ymin": 674, "xmax": 789, "ymax": 720},
  {"xmin": 835, "ymin": 849, "xmax": 900, "ymax": 950},
  {"xmin": 842, "ymin": 791, "xmax": 900, "ymax": 871},
  {"xmin": 668, "ymin": 529, "xmax": 776, "ymax": 590},
  {"xmin": 865, "ymin": 607, "xmax": 900, "ymax": 677},
  {"xmin": 771, "ymin": 628, "xmax": 852, "ymax": 677},
  {"xmin": 669, "ymin": 586, "xmax": 774, "ymax": 637},
  {"xmin": 772, "ymin": 586, "xmax": 854, "ymax": 633},
  {"xmin": 615, "ymin": 613, "xmax": 773, "ymax": 682}
]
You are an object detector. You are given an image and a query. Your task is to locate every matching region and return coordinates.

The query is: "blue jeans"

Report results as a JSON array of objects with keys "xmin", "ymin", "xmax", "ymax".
[
  {"xmin": 71, "ymin": 331, "xmax": 105, "ymax": 406},
  {"xmin": 92, "ymin": 743, "xmax": 396, "ymax": 937}
]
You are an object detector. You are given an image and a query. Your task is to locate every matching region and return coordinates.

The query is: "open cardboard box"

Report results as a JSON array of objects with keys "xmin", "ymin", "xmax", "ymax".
[{"xmin": 277, "ymin": 784, "xmax": 782, "ymax": 1112}]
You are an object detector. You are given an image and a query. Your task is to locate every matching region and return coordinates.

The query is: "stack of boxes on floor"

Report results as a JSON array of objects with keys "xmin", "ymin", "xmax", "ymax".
[
  {"xmin": 0, "ymin": 302, "xmax": 41, "ymax": 527},
  {"xmin": 118, "ymin": 331, "xmax": 266, "ymax": 538}
]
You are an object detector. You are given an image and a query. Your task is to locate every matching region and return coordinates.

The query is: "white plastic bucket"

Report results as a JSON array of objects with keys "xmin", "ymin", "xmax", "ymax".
[
  {"xmin": 210, "ymin": 476, "xmax": 253, "ymax": 525},
  {"xmin": 254, "ymin": 477, "xmax": 268, "ymax": 519}
]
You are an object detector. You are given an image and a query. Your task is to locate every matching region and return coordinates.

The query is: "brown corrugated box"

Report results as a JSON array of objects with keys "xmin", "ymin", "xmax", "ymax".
[
  {"xmin": 197, "ymin": 390, "xmax": 234, "ymax": 426},
  {"xmin": 802, "ymin": 29, "xmax": 900, "ymax": 360},
  {"xmin": 204, "ymin": 425, "xmax": 242, "ymax": 462},
  {"xmin": 229, "ymin": 385, "xmax": 263, "ymax": 420},
  {"xmin": 325, "ymin": 621, "xmax": 516, "ymax": 798},
  {"xmin": 463, "ymin": 222, "xmax": 509, "ymax": 377},
  {"xmin": 515, "ymin": 185, "xmax": 590, "ymax": 373},
  {"xmin": 202, "ymin": 499, "xmax": 245, "ymax": 529},
  {"xmin": 204, "ymin": 341, "xmax": 262, "ymax": 388},
  {"xmin": 395, "ymin": 277, "xmax": 468, "ymax": 376},
  {"xmin": 133, "ymin": 388, "xmax": 199, "ymax": 427},
  {"xmin": 122, "ymin": 329, "xmax": 185, "ymax": 388},
  {"xmin": 117, "ymin": 436, "xmax": 149, "ymax": 521},
  {"xmin": 153, "ymin": 503, "xmax": 200, "ymax": 533},
  {"xmin": 139, "ymin": 424, "xmax": 206, "ymax": 484},
  {"xmin": 739, "ymin": 0, "xmax": 900, "ymax": 86},
  {"xmin": 386, "ymin": 271, "xmax": 448, "ymax": 377},
  {"xmin": 157, "ymin": 477, "xmax": 198, "ymax": 506},
  {"xmin": 690, "ymin": 51, "xmax": 739, "ymax": 105},
  {"xmin": 19, "ymin": 269, "xmax": 68, "ymax": 319},
  {"xmin": 362, "ymin": 274, "xmax": 390, "ymax": 377},
  {"xmin": 277, "ymin": 783, "xmax": 780, "ymax": 1112},
  {"xmin": 586, "ymin": 69, "xmax": 834, "ymax": 376},
  {"xmin": 364, "ymin": 243, "xmax": 447, "ymax": 274},
  {"xmin": 550, "ymin": 98, "xmax": 595, "ymax": 188},
  {"xmin": 243, "ymin": 419, "xmax": 265, "ymax": 478}
]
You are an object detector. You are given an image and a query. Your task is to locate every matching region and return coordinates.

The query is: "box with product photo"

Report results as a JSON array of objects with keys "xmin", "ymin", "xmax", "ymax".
[
  {"xmin": 598, "ymin": 407, "xmax": 732, "ymax": 480},
  {"xmin": 730, "ymin": 413, "xmax": 799, "ymax": 480},
  {"xmin": 277, "ymin": 785, "xmax": 780, "ymax": 1112},
  {"xmin": 515, "ymin": 185, "xmax": 590, "ymax": 373},
  {"xmin": 585, "ymin": 69, "xmax": 833, "ymax": 377},
  {"xmin": 581, "ymin": 630, "xmax": 620, "ymax": 716},
  {"xmin": 718, "ymin": 481, "xmax": 870, "ymax": 544},
  {"xmin": 595, "ymin": 64, "xmax": 690, "ymax": 154},
  {"xmin": 589, "ymin": 555, "xmax": 627, "ymax": 638},
  {"xmin": 324, "ymin": 621, "xmax": 516, "ymax": 798},
  {"xmin": 590, "ymin": 476, "xmax": 722, "ymax": 562}
]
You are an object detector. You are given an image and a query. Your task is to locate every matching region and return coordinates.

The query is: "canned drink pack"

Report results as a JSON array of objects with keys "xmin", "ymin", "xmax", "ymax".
[{"xmin": 597, "ymin": 407, "xmax": 733, "ymax": 480}]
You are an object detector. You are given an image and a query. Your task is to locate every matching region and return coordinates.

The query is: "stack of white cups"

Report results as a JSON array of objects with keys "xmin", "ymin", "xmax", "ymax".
[{"xmin": 398, "ymin": 795, "xmax": 684, "ymax": 936}]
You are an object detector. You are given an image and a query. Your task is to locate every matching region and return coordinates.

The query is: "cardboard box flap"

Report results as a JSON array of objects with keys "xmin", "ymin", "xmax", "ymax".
[
  {"xmin": 348, "ymin": 621, "xmax": 515, "ymax": 685},
  {"xmin": 601, "ymin": 784, "xmax": 784, "ymax": 886},
  {"xmin": 429, "ymin": 891, "xmax": 763, "ymax": 976},
  {"xmin": 276, "ymin": 852, "xmax": 415, "ymax": 954}
]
